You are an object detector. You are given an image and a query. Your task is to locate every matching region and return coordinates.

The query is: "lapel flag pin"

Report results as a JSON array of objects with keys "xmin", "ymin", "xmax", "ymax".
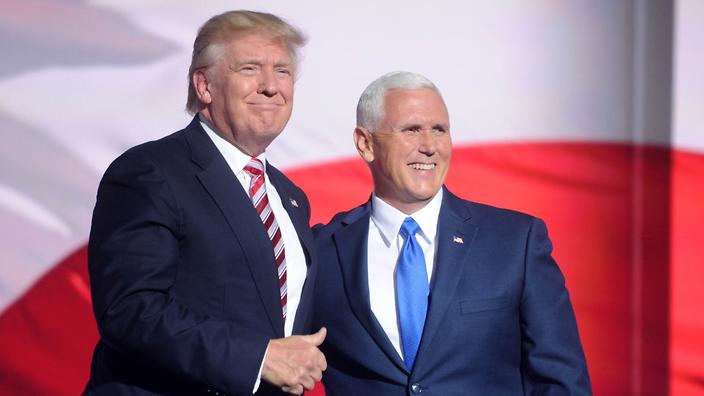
[
  {"xmin": 289, "ymin": 198, "xmax": 298, "ymax": 208},
  {"xmin": 453, "ymin": 236, "xmax": 464, "ymax": 244}
]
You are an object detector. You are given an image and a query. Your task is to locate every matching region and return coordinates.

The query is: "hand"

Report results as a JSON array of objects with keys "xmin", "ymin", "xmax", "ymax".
[{"xmin": 261, "ymin": 327, "xmax": 328, "ymax": 395}]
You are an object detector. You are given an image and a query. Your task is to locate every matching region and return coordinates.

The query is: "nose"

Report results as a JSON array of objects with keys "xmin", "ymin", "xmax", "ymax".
[
  {"xmin": 418, "ymin": 130, "xmax": 438, "ymax": 156},
  {"xmin": 257, "ymin": 68, "xmax": 278, "ymax": 97}
]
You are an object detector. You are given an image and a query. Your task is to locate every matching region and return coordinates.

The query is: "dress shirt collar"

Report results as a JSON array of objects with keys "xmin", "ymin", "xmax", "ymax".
[
  {"xmin": 370, "ymin": 188, "xmax": 444, "ymax": 247},
  {"xmin": 199, "ymin": 115, "xmax": 267, "ymax": 173}
]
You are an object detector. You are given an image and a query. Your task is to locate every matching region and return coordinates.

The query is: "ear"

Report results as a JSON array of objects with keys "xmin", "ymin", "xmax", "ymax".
[
  {"xmin": 192, "ymin": 69, "xmax": 213, "ymax": 105},
  {"xmin": 354, "ymin": 127, "xmax": 374, "ymax": 163}
]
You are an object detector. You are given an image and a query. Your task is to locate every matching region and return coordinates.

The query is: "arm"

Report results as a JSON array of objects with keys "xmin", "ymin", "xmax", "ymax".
[
  {"xmin": 89, "ymin": 149, "xmax": 269, "ymax": 394},
  {"xmin": 520, "ymin": 217, "xmax": 592, "ymax": 395}
]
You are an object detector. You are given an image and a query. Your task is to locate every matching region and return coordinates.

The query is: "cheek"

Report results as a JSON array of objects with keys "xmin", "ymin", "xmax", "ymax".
[
  {"xmin": 281, "ymin": 85, "xmax": 294, "ymax": 103},
  {"xmin": 274, "ymin": 75, "xmax": 293, "ymax": 93},
  {"xmin": 386, "ymin": 146, "xmax": 405, "ymax": 164},
  {"xmin": 393, "ymin": 152, "xmax": 414, "ymax": 180},
  {"xmin": 440, "ymin": 149, "xmax": 452, "ymax": 164},
  {"xmin": 231, "ymin": 80, "xmax": 258, "ymax": 99},
  {"xmin": 441, "ymin": 138, "xmax": 453, "ymax": 157}
]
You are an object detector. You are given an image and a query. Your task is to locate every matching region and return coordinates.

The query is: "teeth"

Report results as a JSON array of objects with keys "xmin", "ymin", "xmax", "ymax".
[{"xmin": 409, "ymin": 163, "xmax": 435, "ymax": 170}]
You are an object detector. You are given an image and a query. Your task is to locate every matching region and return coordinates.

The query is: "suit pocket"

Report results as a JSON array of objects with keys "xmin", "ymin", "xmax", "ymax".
[{"xmin": 460, "ymin": 296, "xmax": 512, "ymax": 314}]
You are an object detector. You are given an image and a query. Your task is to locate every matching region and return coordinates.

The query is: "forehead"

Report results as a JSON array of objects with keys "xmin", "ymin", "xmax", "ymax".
[
  {"xmin": 382, "ymin": 89, "xmax": 449, "ymax": 124},
  {"xmin": 222, "ymin": 33, "xmax": 292, "ymax": 63}
]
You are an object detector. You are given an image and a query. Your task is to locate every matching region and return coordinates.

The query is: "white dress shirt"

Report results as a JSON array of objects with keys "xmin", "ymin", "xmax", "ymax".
[
  {"xmin": 367, "ymin": 189, "xmax": 443, "ymax": 357},
  {"xmin": 202, "ymin": 120, "xmax": 307, "ymax": 391}
]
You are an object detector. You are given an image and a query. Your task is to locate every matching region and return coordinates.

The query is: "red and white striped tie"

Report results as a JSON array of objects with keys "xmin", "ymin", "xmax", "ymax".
[{"xmin": 244, "ymin": 158, "xmax": 287, "ymax": 320}]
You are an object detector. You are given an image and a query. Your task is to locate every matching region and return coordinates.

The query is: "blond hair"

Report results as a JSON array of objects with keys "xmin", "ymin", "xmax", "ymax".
[{"xmin": 186, "ymin": 10, "xmax": 307, "ymax": 114}]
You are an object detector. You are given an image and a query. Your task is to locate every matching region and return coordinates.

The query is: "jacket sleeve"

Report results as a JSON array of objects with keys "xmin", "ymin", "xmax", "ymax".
[
  {"xmin": 88, "ymin": 149, "xmax": 269, "ymax": 395},
  {"xmin": 520, "ymin": 217, "xmax": 593, "ymax": 395}
]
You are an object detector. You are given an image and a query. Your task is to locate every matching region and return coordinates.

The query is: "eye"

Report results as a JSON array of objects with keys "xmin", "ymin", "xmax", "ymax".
[
  {"xmin": 238, "ymin": 64, "xmax": 258, "ymax": 74},
  {"xmin": 275, "ymin": 67, "xmax": 293, "ymax": 77}
]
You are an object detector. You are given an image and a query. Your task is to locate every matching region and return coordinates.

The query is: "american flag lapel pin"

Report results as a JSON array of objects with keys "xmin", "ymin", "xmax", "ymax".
[
  {"xmin": 289, "ymin": 198, "xmax": 299, "ymax": 208},
  {"xmin": 453, "ymin": 235, "xmax": 464, "ymax": 244}
]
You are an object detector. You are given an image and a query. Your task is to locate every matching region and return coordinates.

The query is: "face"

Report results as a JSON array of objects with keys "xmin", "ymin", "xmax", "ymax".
[
  {"xmin": 355, "ymin": 88, "xmax": 452, "ymax": 214},
  {"xmin": 194, "ymin": 33, "xmax": 294, "ymax": 155}
]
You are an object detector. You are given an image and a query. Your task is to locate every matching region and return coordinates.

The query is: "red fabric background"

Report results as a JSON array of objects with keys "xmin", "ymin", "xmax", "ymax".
[{"xmin": 1, "ymin": 143, "xmax": 701, "ymax": 396}]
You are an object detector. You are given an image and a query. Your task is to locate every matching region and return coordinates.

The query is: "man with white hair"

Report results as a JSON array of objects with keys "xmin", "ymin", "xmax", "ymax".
[
  {"xmin": 313, "ymin": 71, "xmax": 592, "ymax": 395},
  {"xmin": 85, "ymin": 10, "xmax": 325, "ymax": 395}
]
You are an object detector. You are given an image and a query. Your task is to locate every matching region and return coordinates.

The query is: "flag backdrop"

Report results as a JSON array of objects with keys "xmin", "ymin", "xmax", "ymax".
[{"xmin": 0, "ymin": 1, "xmax": 702, "ymax": 395}]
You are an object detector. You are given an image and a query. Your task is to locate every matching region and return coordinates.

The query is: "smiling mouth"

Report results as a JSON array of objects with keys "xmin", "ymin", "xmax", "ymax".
[
  {"xmin": 409, "ymin": 163, "xmax": 435, "ymax": 170},
  {"xmin": 248, "ymin": 103, "xmax": 282, "ymax": 108}
]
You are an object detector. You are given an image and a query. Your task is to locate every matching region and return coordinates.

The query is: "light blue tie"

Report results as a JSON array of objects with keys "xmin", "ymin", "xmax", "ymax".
[{"xmin": 396, "ymin": 217, "xmax": 429, "ymax": 370}]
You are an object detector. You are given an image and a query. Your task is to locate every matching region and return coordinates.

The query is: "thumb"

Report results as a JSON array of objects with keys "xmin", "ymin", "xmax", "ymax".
[{"xmin": 301, "ymin": 327, "xmax": 327, "ymax": 346}]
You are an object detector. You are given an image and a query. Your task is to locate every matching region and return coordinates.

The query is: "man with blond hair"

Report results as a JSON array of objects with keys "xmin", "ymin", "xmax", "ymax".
[{"xmin": 85, "ymin": 11, "xmax": 325, "ymax": 395}]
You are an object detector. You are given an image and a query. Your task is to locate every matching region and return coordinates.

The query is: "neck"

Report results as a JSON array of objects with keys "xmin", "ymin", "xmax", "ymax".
[
  {"xmin": 198, "ymin": 111, "xmax": 264, "ymax": 156},
  {"xmin": 373, "ymin": 195, "xmax": 432, "ymax": 215}
]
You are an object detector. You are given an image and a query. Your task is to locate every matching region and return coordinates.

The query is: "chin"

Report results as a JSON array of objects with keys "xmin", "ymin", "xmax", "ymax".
[
  {"xmin": 408, "ymin": 192, "xmax": 436, "ymax": 203},
  {"xmin": 257, "ymin": 128, "xmax": 284, "ymax": 140},
  {"xmin": 411, "ymin": 185, "xmax": 441, "ymax": 199}
]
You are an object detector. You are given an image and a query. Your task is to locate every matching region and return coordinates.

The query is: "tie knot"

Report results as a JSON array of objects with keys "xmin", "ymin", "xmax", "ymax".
[
  {"xmin": 244, "ymin": 157, "xmax": 264, "ymax": 177},
  {"xmin": 400, "ymin": 217, "xmax": 420, "ymax": 239}
]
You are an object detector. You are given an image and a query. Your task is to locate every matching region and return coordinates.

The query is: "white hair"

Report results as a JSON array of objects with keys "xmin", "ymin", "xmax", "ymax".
[{"xmin": 356, "ymin": 71, "xmax": 442, "ymax": 131}]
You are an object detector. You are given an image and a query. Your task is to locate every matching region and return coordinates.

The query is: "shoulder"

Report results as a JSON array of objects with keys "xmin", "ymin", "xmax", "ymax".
[
  {"xmin": 98, "ymin": 124, "xmax": 193, "ymax": 183},
  {"xmin": 104, "ymin": 123, "xmax": 193, "ymax": 177},
  {"xmin": 119, "ymin": 125, "xmax": 192, "ymax": 165},
  {"xmin": 312, "ymin": 202, "xmax": 369, "ymax": 239},
  {"xmin": 445, "ymin": 189, "xmax": 541, "ymax": 231}
]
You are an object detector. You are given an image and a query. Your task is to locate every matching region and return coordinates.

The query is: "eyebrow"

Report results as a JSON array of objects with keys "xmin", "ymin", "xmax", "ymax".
[
  {"xmin": 398, "ymin": 123, "xmax": 449, "ymax": 130},
  {"xmin": 399, "ymin": 123, "xmax": 422, "ymax": 130},
  {"xmin": 233, "ymin": 59, "xmax": 292, "ymax": 67},
  {"xmin": 233, "ymin": 59, "xmax": 262, "ymax": 67}
]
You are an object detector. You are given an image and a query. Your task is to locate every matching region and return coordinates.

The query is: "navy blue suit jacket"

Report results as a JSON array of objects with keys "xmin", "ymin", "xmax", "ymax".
[
  {"xmin": 85, "ymin": 117, "xmax": 317, "ymax": 395},
  {"xmin": 313, "ymin": 189, "xmax": 591, "ymax": 395}
]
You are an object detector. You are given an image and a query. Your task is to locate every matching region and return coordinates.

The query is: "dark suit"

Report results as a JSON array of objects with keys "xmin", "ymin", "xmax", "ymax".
[
  {"xmin": 85, "ymin": 117, "xmax": 317, "ymax": 395},
  {"xmin": 313, "ymin": 188, "xmax": 591, "ymax": 395}
]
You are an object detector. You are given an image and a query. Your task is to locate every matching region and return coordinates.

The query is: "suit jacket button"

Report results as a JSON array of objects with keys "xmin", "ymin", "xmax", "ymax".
[{"xmin": 410, "ymin": 383, "xmax": 422, "ymax": 393}]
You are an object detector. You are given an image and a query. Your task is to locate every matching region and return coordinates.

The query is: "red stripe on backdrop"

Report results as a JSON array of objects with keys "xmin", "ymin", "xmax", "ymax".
[
  {"xmin": 0, "ymin": 247, "xmax": 96, "ymax": 395},
  {"xmin": 670, "ymin": 150, "xmax": 704, "ymax": 396},
  {"xmin": 290, "ymin": 142, "xmax": 703, "ymax": 396},
  {"xmin": 0, "ymin": 143, "xmax": 701, "ymax": 396}
]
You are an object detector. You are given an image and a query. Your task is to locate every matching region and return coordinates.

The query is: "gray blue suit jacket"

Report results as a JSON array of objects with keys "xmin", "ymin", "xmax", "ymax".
[{"xmin": 312, "ymin": 188, "xmax": 591, "ymax": 395}]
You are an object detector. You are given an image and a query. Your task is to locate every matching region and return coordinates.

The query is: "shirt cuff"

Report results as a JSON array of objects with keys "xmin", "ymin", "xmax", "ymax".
[{"xmin": 252, "ymin": 344, "xmax": 269, "ymax": 393}]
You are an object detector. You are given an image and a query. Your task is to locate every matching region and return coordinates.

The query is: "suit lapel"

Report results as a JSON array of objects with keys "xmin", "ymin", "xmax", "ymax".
[
  {"xmin": 414, "ymin": 188, "xmax": 478, "ymax": 375},
  {"xmin": 333, "ymin": 202, "xmax": 408, "ymax": 373},
  {"xmin": 185, "ymin": 119, "xmax": 284, "ymax": 338}
]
